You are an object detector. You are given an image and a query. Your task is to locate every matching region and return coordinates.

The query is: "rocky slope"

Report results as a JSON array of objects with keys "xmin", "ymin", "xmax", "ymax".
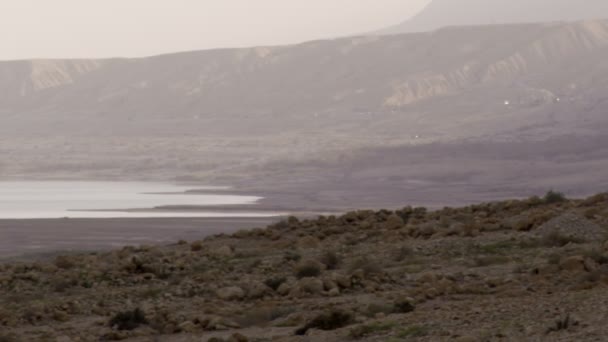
[
  {"xmin": 1, "ymin": 192, "xmax": 608, "ymax": 341},
  {"xmin": 379, "ymin": 0, "xmax": 608, "ymax": 34}
]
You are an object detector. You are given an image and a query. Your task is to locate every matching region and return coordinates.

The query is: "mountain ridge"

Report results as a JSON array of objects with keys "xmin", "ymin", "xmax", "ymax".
[
  {"xmin": 3, "ymin": 20, "xmax": 608, "ymax": 119},
  {"xmin": 2, "ymin": 20, "xmax": 608, "ymax": 197},
  {"xmin": 379, "ymin": 0, "xmax": 608, "ymax": 35}
]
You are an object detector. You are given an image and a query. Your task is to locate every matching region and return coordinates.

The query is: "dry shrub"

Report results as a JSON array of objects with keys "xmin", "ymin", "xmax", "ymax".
[
  {"xmin": 319, "ymin": 251, "xmax": 342, "ymax": 270},
  {"xmin": 190, "ymin": 241, "xmax": 203, "ymax": 252},
  {"xmin": 295, "ymin": 310, "xmax": 354, "ymax": 335},
  {"xmin": 295, "ymin": 260, "xmax": 322, "ymax": 279},
  {"xmin": 109, "ymin": 308, "xmax": 148, "ymax": 331},
  {"xmin": 349, "ymin": 257, "xmax": 383, "ymax": 277}
]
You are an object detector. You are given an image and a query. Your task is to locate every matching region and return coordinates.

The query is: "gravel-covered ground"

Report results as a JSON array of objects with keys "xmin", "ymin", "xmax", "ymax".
[{"xmin": 1, "ymin": 193, "xmax": 608, "ymax": 341}]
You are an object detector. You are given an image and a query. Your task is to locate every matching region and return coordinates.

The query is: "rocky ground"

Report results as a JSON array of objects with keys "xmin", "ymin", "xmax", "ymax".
[{"xmin": 1, "ymin": 192, "xmax": 608, "ymax": 341}]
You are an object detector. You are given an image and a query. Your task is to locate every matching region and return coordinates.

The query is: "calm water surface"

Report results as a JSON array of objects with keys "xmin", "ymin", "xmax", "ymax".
[{"xmin": 0, "ymin": 181, "xmax": 274, "ymax": 219}]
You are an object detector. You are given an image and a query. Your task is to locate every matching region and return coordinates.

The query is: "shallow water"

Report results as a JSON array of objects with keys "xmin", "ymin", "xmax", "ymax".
[{"xmin": 0, "ymin": 181, "xmax": 275, "ymax": 219}]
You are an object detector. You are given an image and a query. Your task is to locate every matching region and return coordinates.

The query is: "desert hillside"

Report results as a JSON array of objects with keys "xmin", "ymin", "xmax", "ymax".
[
  {"xmin": 1, "ymin": 192, "xmax": 608, "ymax": 341},
  {"xmin": 379, "ymin": 0, "xmax": 608, "ymax": 34}
]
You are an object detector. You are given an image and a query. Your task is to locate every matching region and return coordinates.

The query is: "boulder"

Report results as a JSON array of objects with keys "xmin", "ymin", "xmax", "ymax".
[
  {"xmin": 559, "ymin": 256, "xmax": 586, "ymax": 272},
  {"xmin": 535, "ymin": 213, "xmax": 607, "ymax": 243},
  {"xmin": 277, "ymin": 282, "xmax": 292, "ymax": 296}
]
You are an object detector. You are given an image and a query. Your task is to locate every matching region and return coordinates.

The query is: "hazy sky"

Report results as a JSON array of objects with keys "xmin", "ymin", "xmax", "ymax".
[{"xmin": 0, "ymin": 0, "xmax": 431, "ymax": 60}]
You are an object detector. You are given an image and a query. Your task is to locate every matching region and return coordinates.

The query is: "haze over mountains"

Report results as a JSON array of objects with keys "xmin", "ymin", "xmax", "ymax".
[
  {"xmin": 2, "ymin": 3, "xmax": 608, "ymax": 207},
  {"xmin": 380, "ymin": 0, "xmax": 608, "ymax": 34}
]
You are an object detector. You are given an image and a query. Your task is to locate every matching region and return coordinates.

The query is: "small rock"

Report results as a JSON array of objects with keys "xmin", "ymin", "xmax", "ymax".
[
  {"xmin": 559, "ymin": 256, "xmax": 586, "ymax": 272},
  {"xmin": 179, "ymin": 321, "xmax": 198, "ymax": 333},
  {"xmin": 210, "ymin": 245, "xmax": 234, "ymax": 258},
  {"xmin": 584, "ymin": 258, "xmax": 599, "ymax": 272},
  {"xmin": 328, "ymin": 288, "xmax": 340, "ymax": 296},
  {"xmin": 276, "ymin": 282, "xmax": 292, "ymax": 296},
  {"xmin": 333, "ymin": 273, "xmax": 352, "ymax": 288},
  {"xmin": 228, "ymin": 333, "xmax": 249, "ymax": 342},
  {"xmin": 322, "ymin": 278, "xmax": 338, "ymax": 291},
  {"xmin": 418, "ymin": 272, "xmax": 438, "ymax": 284},
  {"xmin": 216, "ymin": 286, "xmax": 245, "ymax": 301},
  {"xmin": 295, "ymin": 277, "xmax": 324, "ymax": 295},
  {"xmin": 424, "ymin": 287, "xmax": 439, "ymax": 299},
  {"xmin": 208, "ymin": 317, "xmax": 241, "ymax": 330},
  {"xmin": 247, "ymin": 281, "xmax": 271, "ymax": 299}
]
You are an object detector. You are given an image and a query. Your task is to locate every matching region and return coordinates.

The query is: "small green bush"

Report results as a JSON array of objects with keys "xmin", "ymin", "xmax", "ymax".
[
  {"xmin": 109, "ymin": 308, "xmax": 148, "ymax": 331},
  {"xmin": 284, "ymin": 251, "xmax": 301, "ymax": 262},
  {"xmin": 264, "ymin": 276, "xmax": 287, "ymax": 291},
  {"xmin": 543, "ymin": 190, "xmax": 567, "ymax": 204}
]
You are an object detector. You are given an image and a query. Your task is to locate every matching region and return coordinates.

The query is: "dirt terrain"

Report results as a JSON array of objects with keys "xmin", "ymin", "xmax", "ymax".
[{"xmin": 1, "ymin": 192, "xmax": 608, "ymax": 341}]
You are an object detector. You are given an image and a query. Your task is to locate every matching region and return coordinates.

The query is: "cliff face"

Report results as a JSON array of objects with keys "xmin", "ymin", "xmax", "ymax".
[
  {"xmin": 384, "ymin": 20, "xmax": 608, "ymax": 106},
  {"xmin": 379, "ymin": 0, "xmax": 608, "ymax": 34},
  {"xmin": 0, "ymin": 59, "xmax": 110, "ymax": 103}
]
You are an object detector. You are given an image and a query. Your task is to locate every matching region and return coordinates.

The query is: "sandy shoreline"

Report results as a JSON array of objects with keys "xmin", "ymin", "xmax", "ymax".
[{"xmin": 0, "ymin": 217, "xmax": 278, "ymax": 260}]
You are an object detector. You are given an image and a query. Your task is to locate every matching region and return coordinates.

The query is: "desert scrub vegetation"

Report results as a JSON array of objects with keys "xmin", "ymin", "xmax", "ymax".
[
  {"xmin": 546, "ymin": 314, "xmax": 577, "ymax": 334},
  {"xmin": 543, "ymin": 190, "xmax": 567, "ymax": 205},
  {"xmin": 393, "ymin": 298, "xmax": 416, "ymax": 313},
  {"xmin": 3, "ymin": 192, "xmax": 608, "ymax": 340}
]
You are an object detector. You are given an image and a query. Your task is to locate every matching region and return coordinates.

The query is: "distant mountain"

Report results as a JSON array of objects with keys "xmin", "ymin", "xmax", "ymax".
[
  {"xmin": 379, "ymin": 0, "xmax": 608, "ymax": 34},
  {"xmin": 2, "ymin": 20, "xmax": 608, "ymax": 198}
]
